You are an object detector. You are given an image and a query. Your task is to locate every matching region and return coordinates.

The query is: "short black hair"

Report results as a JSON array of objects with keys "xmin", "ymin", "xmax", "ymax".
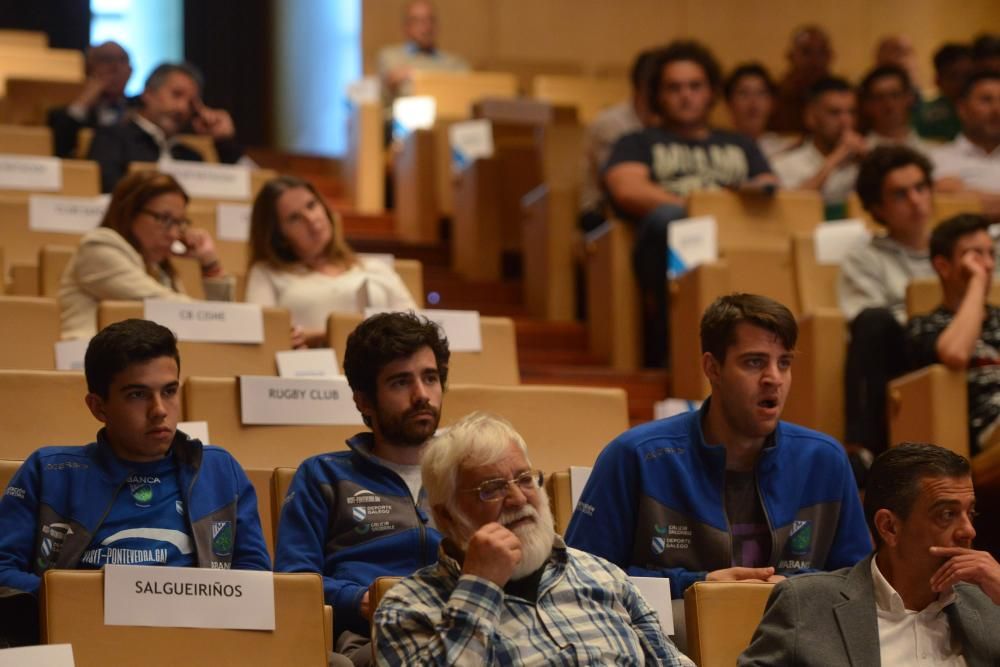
[
  {"xmin": 646, "ymin": 40, "xmax": 722, "ymax": 117},
  {"xmin": 630, "ymin": 48, "xmax": 663, "ymax": 92},
  {"xmin": 700, "ymin": 294, "xmax": 798, "ymax": 362},
  {"xmin": 959, "ymin": 69, "xmax": 1000, "ymax": 99},
  {"xmin": 855, "ymin": 145, "xmax": 933, "ymax": 225},
  {"xmin": 85, "ymin": 319, "xmax": 180, "ymax": 398},
  {"xmin": 934, "ymin": 43, "xmax": 973, "ymax": 73},
  {"xmin": 806, "ymin": 76, "xmax": 853, "ymax": 103},
  {"xmin": 144, "ymin": 62, "xmax": 204, "ymax": 93},
  {"xmin": 972, "ymin": 33, "xmax": 1000, "ymax": 62},
  {"xmin": 859, "ymin": 64, "xmax": 912, "ymax": 99},
  {"xmin": 342, "ymin": 311, "xmax": 450, "ymax": 403},
  {"xmin": 723, "ymin": 62, "xmax": 777, "ymax": 101},
  {"xmin": 930, "ymin": 213, "xmax": 992, "ymax": 260},
  {"xmin": 864, "ymin": 443, "xmax": 970, "ymax": 547}
]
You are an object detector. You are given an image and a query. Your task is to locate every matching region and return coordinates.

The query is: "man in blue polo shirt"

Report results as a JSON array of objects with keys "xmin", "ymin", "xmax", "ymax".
[
  {"xmin": 565, "ymin": 293, "xmax": 870, "ymax": 599},
  {"xmin": 0, "ymin": 319, "xmax": 270, "ymax": 646}
]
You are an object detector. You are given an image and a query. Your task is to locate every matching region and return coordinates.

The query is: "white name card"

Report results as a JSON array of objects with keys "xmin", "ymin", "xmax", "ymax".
[
  {"xmin": 157, "ymin": 160, "xmax": 251, "ymax": 200},
  {"xmin": 365, "ymin": 307, "xmax": 482, "ymax": 352},
  {"xmin": 54, "ymin": 339, "xmax": 89, "ymax": 371},
  {"xmin": 630, "ymin": 576, "xmax": 674, "ymax": 635},
  {"xmin": 216, "ymin": 203, "xmax": 251, "ymax": 241},
  {"xmin": 0, "ymin": 154, "xmax": 62, "ymax": 191},
  {"xmin": 178, "ymin": 420, "xmax": 210, "ymax": 444},
  {"xmin": 392, "ymin": 95, "xmax": 436, "ymax": 142},
  {"xmin": 29, "ymin": 194, "xmax": 110, "ymax": 233},
  {"xmin": 653, "ymin": 398, "xmax": 702, "ymax": 421},
  {"xmin": 569, "ymin": 466, "xmax": 593, "ymax": 514},
  {"xmin": 276, "ymin": 348, "xmax": 340, "ymax": 379},
  {"xmin": 144, "ymin": 299, "xmax": 264, "ymax": 344},
  {"xmin": 0, "ymin": 644, "xmax": 74, "ymax": 667},
  {"xmin": 449, "ymin": 119, "xmax": 494, "ymax": 172},
  {"xmin": 104, "ymin": 564, "xmax": 275, "ymax": 630},
  {"xmin": 814, "ymin": 219, "xmax": 872, "ymax": 265},
  {"xmin": 667, "ymin": 216, "xmax": 718, "ymax": 278},
  {"xmin": 239, "ymin": 375, "xmax": 364, "ymax": 425}
]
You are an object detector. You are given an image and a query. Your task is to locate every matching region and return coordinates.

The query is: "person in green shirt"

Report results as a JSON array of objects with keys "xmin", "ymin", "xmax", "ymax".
[{"xmin": 914, "ymin": 43, "xmax": 973, "ymax": 141}]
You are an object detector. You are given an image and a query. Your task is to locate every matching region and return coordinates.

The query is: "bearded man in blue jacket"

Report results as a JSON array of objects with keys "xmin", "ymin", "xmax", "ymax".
[
  {"xmin": 566, "ymin": 293, "xmax": 871, "ymax": 599},
  {"xmin": 275, "ymin": 312, "xmax": 449, "ymax": 666},
  {"xmin": 0, "ymin": 318, "xmax": 271, "ymax": 646}
]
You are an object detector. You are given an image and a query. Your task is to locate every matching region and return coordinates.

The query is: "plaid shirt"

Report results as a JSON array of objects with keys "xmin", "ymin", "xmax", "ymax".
[{"xmin": 373, "ymin": 536, "xmax": 691, "ymax": 666}]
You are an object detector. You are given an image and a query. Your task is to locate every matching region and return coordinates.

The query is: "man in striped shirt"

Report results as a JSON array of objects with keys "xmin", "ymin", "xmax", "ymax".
[{"xmin": 373, "ymin": 412, "xmax": 692, "ymax": 666}]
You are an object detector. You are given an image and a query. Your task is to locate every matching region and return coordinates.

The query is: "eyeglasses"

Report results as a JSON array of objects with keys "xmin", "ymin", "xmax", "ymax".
[
  {"xmin": 461, "ymin": 470, "xmax": 543, "ymax": 503},
  {"xmin": 142, "ymin": 209, "xmax": 190, "ymax": 231}
]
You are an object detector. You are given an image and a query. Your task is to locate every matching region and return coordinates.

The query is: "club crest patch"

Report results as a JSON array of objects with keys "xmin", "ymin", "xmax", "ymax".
[
  {"xmin": 651, "ymin": 536, "xmax": 666, "ymax": 555},
  {"xmin": 212, "ymin": 521, "xmax": 233, "ymax": 557},
  {"xmin": 789, "ymin": 520, "xmax": 813, "ymax": 555}
]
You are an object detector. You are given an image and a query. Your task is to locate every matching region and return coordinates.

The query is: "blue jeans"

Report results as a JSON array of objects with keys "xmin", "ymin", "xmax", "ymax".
[{"xmin": 632, "ymin": 203, "xmax": 687, "ymax": 368}]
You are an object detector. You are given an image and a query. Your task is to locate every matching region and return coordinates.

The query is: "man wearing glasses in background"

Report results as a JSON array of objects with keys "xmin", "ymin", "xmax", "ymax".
[{"xmin": 374, "ymin": 411, "xmax": 694, "ymax": 666}]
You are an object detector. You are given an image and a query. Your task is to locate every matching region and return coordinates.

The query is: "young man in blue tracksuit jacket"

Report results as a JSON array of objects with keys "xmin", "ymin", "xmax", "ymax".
[
  {"xmin": 0, "ymin": 319, "xmax": 270, "ymax": 646},
  {"xmin": 566, "ymin": 294, "xmax": 872, "ymax": 599},
  {"xmin": 275, "ymin": 312, "xmax": 451, "ymax": 665}
]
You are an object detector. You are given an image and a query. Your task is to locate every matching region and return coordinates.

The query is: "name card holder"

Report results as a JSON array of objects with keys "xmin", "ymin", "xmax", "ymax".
[
  {"xmin": 629, "ymin": 577, "xmax": 674, "ymax": 635},
  {"xmin": 239, "ymin": 375, "xmax": 364, "ymax": 425},
  {"xmin": 177, "ymin": 421, "xmax": 210, "ymax": 444},
  {"xmin": 667, "ymin": 216, "xmax": 718, "ymax": 279},
  {"xmin": 391, "ymin": 95, "xmax": 436, "ymax": 143},
  {"xmin": 365, "ymin": 307, "xmax": 482, "ymax": 352},
  {"xmin": 0, "ymin": 154, "xmax": 62, "ymax": 191},
  {"xmin": 0, "ymin": 644, "xmax": 75, "ymax": 667},
  {"xmin": 568, "ymin": 466, "xmax": 593, "ymax": 514},
  {"xmin": 448, "ymin": 119, "xmax": 494, "ymax": 173},
  {"xmin": 216, "ymin": 202, "xmax": 251, "ymax": 241},
  {"xmin": 104, "ymin": 564, "xmax": 275, "ymax": 630},
  {"xmin": 54, "ymin": 339, "xmax": 89, "ymax": 371},
  {"xmin": 814, "ymin": 219, "xmax": 871, "ymax": 265},
  {"xmin": 276, "ymin": 349, "xmax": 340, "ymax": 379},
  {"xmin": 29, "ymin": 194, "xmax": 110, "ymax": 233},
  {"xmin": 143, "ymin": 299, "xmax": 264, "ymax": 344},
  {"xmin": 157, "ymin": 160, "xmax": 251, "ymax": 200}
]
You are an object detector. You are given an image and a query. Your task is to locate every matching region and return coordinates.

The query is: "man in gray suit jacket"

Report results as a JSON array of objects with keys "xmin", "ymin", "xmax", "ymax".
[{"xmin": 740, "ymin": 443, "xmax": 1000, "ymax": 666}]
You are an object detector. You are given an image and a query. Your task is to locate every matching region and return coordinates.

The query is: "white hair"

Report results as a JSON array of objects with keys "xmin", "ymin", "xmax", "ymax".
[{"xmin": 421, "ymin": 411, "xmax": 529, "ymax": 513}]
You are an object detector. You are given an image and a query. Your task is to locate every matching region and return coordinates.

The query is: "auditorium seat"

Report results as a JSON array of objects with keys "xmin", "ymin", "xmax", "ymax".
[
  {"xmin": 0, "ymin": 194, "xmax": 97, "ymax": 284},
  {"xmin": 0, "ymin": 158, "xmax": 100, "ymax": 196},
  {"xmin": 182, "ymin": 376, "xmax": 357, "ymax": 470},
  {"xmin": 245, "ymin": 467, "xmax": 276, "ymax": 559},
  {"xmin": 40, "ymin": 570, "xmax": 330, "ymax": 667},
  {"xmin": 98, "ymin": 301, "xmax": 292, "ymax": 379},
  {"xmin": 38, "ymin": 244, "xmax": 75, "ymax": 297},
  {"xmin": 368, "ymin": 575, "xmax": 403, "ymax": 660},
  {"xmin": 0, "ymin": 123, "xmax": 52, "ymax": 155},
  {"xmin": 0, "ymin": 296, "xmax": 60, "ymax": 369},
  {"xmin": 0, "ymin": 458, "xmax": 20, "ymax": 494},
  {"xmin": 440, "ymin": 383, "xmax": 629, "ymax": 473},
  {"xmin": 0, "ymin": 78, "xmax": 83, "ymax": 125},
  {"xmin": 530, "ymin": 74, "xmax": 629, "ymax": 124},
  {"xmin": 327, "ymin": 312, "xmax": 521, "ymax": 385},
  {"xmin": 544, "ymin": 470, "xmax": 573, "ymax": 535},
  {"xmin": 584, "ymin": 219, "xmax": 641, "ymax": 370},
  {"xmin": 0, "ymin": 369, "xmax": 93, "ymax": 459},
  {"xmin": 344, "ymin": 100, "xmax": 384, "ymax": 214},
  {"xmin": 0, "ymin": 45, "xmax": 84, "ymax": 96},
  {"xmin": 684, "ymin": 581, "xmax": 776, "ymax": 667},
  {"xmin": 271, "ymin": 466, "xmax": 297, "ymax": 541},
  {"xmin": 687, "ymin": 189, "xmax": 824, "ymax": 255},
  {"xmin": 0, "ymin": 29, "xmax": 48, "ymax": 48}
]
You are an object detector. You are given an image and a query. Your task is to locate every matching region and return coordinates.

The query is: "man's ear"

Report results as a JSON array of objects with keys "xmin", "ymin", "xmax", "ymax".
[
  {"xmin": 84, "ymin": 393, "xmax": 107, "ymax": 424},
  {"xmin": 931, "ymin": 254, "xmax": 950, "ymax": 278},
  {"xmin": 701, "ymin": 351, "xmax": 722, "ymax": 386},
  {"xmin": 873, "ymin": 508, "xmax": 901, "ymax": 547}
]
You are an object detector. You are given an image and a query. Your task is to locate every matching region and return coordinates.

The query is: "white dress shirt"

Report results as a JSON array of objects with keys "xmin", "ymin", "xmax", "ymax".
[
  {"xmin": 772, "ymin": 140, "xmax": 859, "ymax": 204},
  {"xmin": 871, "ymin": 557, "xmax": 967, "ymax": 666},
  {"xmin": 931, "ymin": 134, "xmax": 1000, "ymax": 193}
]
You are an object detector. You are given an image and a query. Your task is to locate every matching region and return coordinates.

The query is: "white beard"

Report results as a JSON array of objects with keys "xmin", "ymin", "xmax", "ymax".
[{"xmin": 449, "ymin": 490, "xmax": 557, "ymax": 581}]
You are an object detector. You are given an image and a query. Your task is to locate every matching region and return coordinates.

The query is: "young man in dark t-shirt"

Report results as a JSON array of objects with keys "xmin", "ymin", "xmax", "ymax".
[
  {"xmin": 906, "ymin": 214, "xmax": 1000, "ymax": 455},
  {"xmin": 604, "ymin": 40, "xmax": 776, "ymax": 368}
]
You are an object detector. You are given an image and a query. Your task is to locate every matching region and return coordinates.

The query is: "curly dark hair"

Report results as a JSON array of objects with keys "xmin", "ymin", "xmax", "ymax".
[
  {"xmin": 646, "ymin": 40, "xmax": 722, "ymax": 117},
  {"xmin": 342, "ymin": 312, "xmax": 450, "ymax": 401},
  {"xmin": 855, "ymin": 145, "xmax": 933, "ymax": 225}
]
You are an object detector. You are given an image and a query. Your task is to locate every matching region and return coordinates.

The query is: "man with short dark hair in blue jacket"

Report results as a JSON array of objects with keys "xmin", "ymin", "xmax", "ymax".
[
  {"xmin": 0, "ymin": 319, "xmax": 271, "ymax": 647},
  {"xmin": 565, "ymin": 294, "xmax": 871, "ymax": 600},
  {"xmin": 275, "ymin": 312, "xmax": 450, "ymax": 666}
]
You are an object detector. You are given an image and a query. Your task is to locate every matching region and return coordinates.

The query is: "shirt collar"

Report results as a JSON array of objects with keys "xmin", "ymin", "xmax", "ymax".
[
  {"xmin": 133, "ymin": 113, "xmax": 177, "ymax": 156},
  {"xmin": 871, "ymin": 554, "xmax": 956, "ymax": 615},
  {"xmin": 954, "ymin": 133, "xmax": 1000, "ymax": 158}
]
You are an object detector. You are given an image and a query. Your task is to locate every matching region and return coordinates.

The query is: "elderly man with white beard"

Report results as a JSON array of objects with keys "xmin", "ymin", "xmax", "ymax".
[{"xmin": 372, "ymin": 412, "xmax": 693, "ymax": 666}]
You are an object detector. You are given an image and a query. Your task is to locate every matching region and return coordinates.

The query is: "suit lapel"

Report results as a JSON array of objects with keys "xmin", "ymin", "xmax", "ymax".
[
  {"xmin": 833, "ymin": 556, "xmax": 882, "ymax": 667},
  {"xmin": 947, "ymin": 588, "xmax": 987, "ymax": 667}
]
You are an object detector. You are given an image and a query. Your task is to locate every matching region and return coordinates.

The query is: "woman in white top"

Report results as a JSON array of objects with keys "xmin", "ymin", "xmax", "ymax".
[
  {"xmin": 245, "ymin": 175, "xmax": 415, "ymax": 347},
  {"xmin": 59, "ymin": 170, "xmax": 233, "ymax": 339}
]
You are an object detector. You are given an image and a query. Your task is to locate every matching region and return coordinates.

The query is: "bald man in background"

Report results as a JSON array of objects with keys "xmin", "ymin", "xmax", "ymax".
[{"xmin": 770, "ymin": 25, "xmax": 835, "ymax": 132}]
